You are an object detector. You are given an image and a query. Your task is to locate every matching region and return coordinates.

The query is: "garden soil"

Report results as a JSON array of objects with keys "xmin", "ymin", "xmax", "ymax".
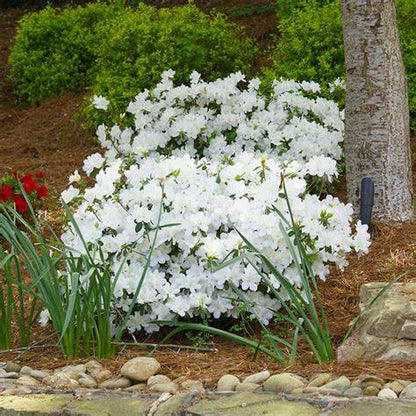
[{"xmin": 0, "ymin": 2, "xmax": 415, "ymax": 388}]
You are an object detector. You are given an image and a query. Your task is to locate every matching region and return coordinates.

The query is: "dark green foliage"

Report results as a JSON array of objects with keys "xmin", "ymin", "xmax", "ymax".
[
  {"xmin": 9, "ymin": 2, "xmax": 257, "ymax": 127},
  {"xmin": 268, "ymin": 0, "xmax": 415, "ymax": 132}
]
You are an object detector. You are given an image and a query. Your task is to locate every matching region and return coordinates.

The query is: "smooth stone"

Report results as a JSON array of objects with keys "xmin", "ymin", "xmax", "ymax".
[
  {"xmin": 358, "ymin": 375, "xmax": 385, "ymax": 385},
  {"xmin": 0, "ymin": 370, "xmax": 6, "ymax": 377},
  {"xmin": 95, "ymin": 369, "xmax": 112, "ymax": 383},
  {"xmin": 43, "ymin": 373, "xmax": 80, "ymax": 390},
  {"xmin": 58, "ymin": 365, "xmax": 86, "ymax": 380},
  {"xmin": 385, "ymin": 380, "xmax": 406, "ymax": 394},
  {"xmin": 235, "ymin": 382, "xmax": 260, "ymax": 392},
  {"xmin": 315, "ymin": 387, "xmax": 344, "ymax": 396},
  {"xmin": 84, "ymin": 360, "xmax": 103, "ymax": 379},
  {"xmin": 344, "ymin": 387, "xmax": 363, "ymax": 397},
  {"xmin": 322, "ymin": 376, "xmax": 351, "ymax": 391},
  {"xmin": 78, "ymin": 374, "xmax": 97, "ymax": 388},
  {"xmin": 147, "ymin": 375, "xmax": 171, "ymax": 386},
  {"xmin": 363, "ymin": 385, "xmax": 379, "ymax": 396},
  {"xmin": 180, "ymin": 379, "xmax": 205, "ymax": 393},
  {"xmin": 291, "ymin": 387, "xmax": 304, "ymax": 394},
  {"xmin": 148, "ymin": 382, "xmax": 177, "ymax": 394},
  {"xmin": 0, "ymin": 372, "xmax": 19, "ymax": 379},
  {"xmin": 307, "ymin": 373, "xmax": 332, "ymax": 388},
  {"xmin": 0, "ymin": 386, "xmax": 32, "ymax": 395},
  {"xmin": 243, "ymin": 371, "xmax": 270, "ymax": 384},
  {"xmin": 99, "ymin": 377, "xmax": 132, "ymax": 389},
  {"xmin": 362, "ymin": 381, "xmax": 384, "ymax": 390},
  {"xmin": 15, "ymin": 375, "xmax": 41, "ymax": 387},
  {"xmin": 123, "ymin": 383, "xmax": 146, "ymax": 392},
  {"xmin": 120, "ymin": 357, "xmax": 160, "ymax": 382},
  {"xmin": 5, "ymin": 362, "xmax": 21, "ymax": 373},
  {"xmin": 217, "ymin": 374, "xmax": 240, "ymax": 392},
  {"xmin": 19, "ymin": 366, "xmax": 32, "ymax": 375},
  {"xmin": 400, "ymin": 382, "xmax": 416, "ymax": 399},
  {"xmin": 30, "ymin": 370, "xmax": 49, "ymax": 381},
  {"xmin": 378, "ymin": 388, "xmax": 398, "ymax": 399},
  {"xmin": 263, "ymin": 373, "xmax": 305, "ymax": 393}
]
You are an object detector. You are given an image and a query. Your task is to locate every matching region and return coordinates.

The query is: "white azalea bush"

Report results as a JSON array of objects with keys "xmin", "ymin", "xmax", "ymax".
[{"xmin": 61, "ymin": 71, "xmax": 370, "ymax": 334}]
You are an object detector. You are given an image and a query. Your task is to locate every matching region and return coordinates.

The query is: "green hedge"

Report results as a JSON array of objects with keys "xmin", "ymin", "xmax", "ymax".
[
  {"xmin": 267, "ymin": 0, "xmax": 415, "ymax": 131},
  {"xmin": 9, "ymin": 2, "xmax": 257, "ymax": 126}
]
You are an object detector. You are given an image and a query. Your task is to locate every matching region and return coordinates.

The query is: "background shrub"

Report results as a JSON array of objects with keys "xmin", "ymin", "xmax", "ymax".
[
  {"xmin": 268, "ymin": 0, "xmax": 415, "ymax": 132},
  {"xmin": 9, "ymin": 2, "xmax": 257, "ymax": 127}
]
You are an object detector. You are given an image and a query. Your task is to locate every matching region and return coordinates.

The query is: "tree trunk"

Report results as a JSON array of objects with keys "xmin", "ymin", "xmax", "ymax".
[{"xmin": 341, "ymin": 0, "xmax": 413, "ymax": 222}]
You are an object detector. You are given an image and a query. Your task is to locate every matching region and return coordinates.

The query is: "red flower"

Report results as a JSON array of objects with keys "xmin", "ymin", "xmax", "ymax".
[
  {"xmin": 0, "ymin": 185, "xmax": 13, "ymax": 202},
  {"xmin": 13, "ymin": 195, "xmax": 28, "ymax": 213},
  {"xmin": 35, "ymin": 172, "xmax": 45, "ymax": 179},
  {"xmin": 21, "ymin": 174, "xmax": 37, "ymax": 193},
  {"xmin": 36, "ymin": 185, "xmax": 48, "ymax": 198}
]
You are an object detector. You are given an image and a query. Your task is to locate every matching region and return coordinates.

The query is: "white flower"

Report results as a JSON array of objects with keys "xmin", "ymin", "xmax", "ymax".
[
  {"xmin": 61, "ymin": 185, "xmax": 80, "ymax": 203},
  {"xmin": 83, "ymin": 153, "xmax": 105, "ymax": 175},
  {"xmin": 91, "ymin": 95, "xmax": 109, "ymax": 110},
  {"xmin": 69, "ymin": 169, "xmax": 81, "ymax": 184},
  {"xmin": 39, "ymin": 309, "xmax": 50, "ymax": 327}
]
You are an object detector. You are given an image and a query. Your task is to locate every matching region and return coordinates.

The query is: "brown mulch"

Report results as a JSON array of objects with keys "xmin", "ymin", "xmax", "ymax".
[{"xmin": 0, "ymin": 3, "xmax": 415, "ymax": 386}]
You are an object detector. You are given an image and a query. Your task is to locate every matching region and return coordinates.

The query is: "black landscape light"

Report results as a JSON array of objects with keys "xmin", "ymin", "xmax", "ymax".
[{"xmin": 360, "ymin": 178, "xmax": 374, "ymax": 227}]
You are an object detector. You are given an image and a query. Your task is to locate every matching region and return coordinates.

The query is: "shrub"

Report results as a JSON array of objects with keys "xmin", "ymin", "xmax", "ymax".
[
  {"xmin": 9, "ymin": 3, "xmax": 119, "ymax": 103},
  {"xmin": 9, "ymin": 2, "xmax": 257, "ymax": 127},
  {"xmin": 61, "ymin": 72, "xmax": 370, "ymax": 334},
  {"xmin": 268, "ymin": 0, "xmax": 415, "ymax": 132}
]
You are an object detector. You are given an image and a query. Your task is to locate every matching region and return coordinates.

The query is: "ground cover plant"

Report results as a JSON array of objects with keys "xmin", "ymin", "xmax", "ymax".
[
  {"xmin": 61, "ymin": 71, "xmax": 370, "ymax": 343},
  {"xmin": 9, "ymin": 2, "xmax": 257, "ymax": 128}
]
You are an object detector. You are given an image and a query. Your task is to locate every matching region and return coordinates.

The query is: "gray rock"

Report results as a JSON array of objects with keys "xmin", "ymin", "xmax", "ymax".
[
  {"xmin": 94, "ymin": 369, "xmax": 112, "ymax": 383},
  {"xmin": 58, "ymin": 365, "xmax": 86, "ymax": 380},
  {"xmin": 400, "ymin": 382, "xmax": 416, "ymax": 399},
  {"xmin": 263, "ymin": 373, "xmax": 305, "ymax": 393},
  {"xmin": 0, "ymin": 372, "xmax": 19, "ymax": 379},
  {"xmin": 84, "ymin": 360, "xmax": 103, "ymax": 379},
  {"xmin": 399, "ymin": 320, "xmax": 416, "ymax": 340},
  {"xmin": 30, "ymin": 370, "xmax": 49, "ymax": 380},
  {"xmin": 384, "ymin": 381, "xmax": 405, "ymax": 394},
  {"xmin": 147, "ymin": 375, "xmax": 171, "ymax": 386},
  {"xmin": 0, "ymin": 386, "xmax": 32, "ymax": 395},
  {"xmin": 217, "ymin": 374, "xmax": 240, "ymax": 392},
  {"xmin": 5, "ymin": 362, "xmax": 21, "ymax": 373},
  {"xmin": 243, "ymin": 371, "xmax": 270, "ymax": 384},
  {"xmin": 120, "ymin": 357, "xmax": 160, "ymax": 382},
  {"xmin": 99, "ymin": 376, "xmax": 132, "ymax": 389},
  {"xmin": 15, "ymin": 375, "xmax": 41, "ymax": 387},
  {"xmin": 123, "ymin": 383, "xmax": 146, "ymax": 392},
  {"xmin": 322, "ymin": 376, "xmax": 351, "ymax": 391},
  {"xmin": 235, "ymin": 382, "xmax": 260, "ymax": 392},
  {"xmin": 148, "ymin": 382, "xmax": 177, "ymax": 394},
  {"xmin": 344, "ymin": 387, "xmax": 363, "ymax": 397},
  {"xmin": 307, "ymin": 373, "xmax": 332, "ymax": 387},
  {"xmin": 180, "ymin": 379, "xmax": 205, "ymax": 394},
  {"xmin": 378, "ymin": 388, "xmax": 398, "ymax": 399},
  {"xmin": 19, "ymin": 366, "xmax": 32, "ymax": 375},
  {"xmin": 78, "ymin": 374, "xmax": 97, "ymax": 388}
]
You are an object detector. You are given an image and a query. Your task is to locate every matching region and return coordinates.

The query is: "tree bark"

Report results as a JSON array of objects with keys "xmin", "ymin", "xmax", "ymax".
[{"xmin": 341, "ymin": 0, "xmax": 413, "ymax": 222}]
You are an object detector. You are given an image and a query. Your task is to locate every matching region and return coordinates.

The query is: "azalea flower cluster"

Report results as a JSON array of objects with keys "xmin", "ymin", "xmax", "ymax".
[
  {"xmin": 0, "ymin": 171, "xmax": 47, "ymax": 213},
  {"xmin": 62, "ymin": 72, "xmax": 370, "ymax": 333}
]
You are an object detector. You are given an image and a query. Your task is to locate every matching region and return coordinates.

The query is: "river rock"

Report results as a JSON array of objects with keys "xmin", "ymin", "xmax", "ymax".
[
  {"xmin": 0, "ymin": 372, "xmax": 19, "ymax": 379},
  {"xmin": 30, "ymin": 370, "xmax": 49, "ymax": 381},
  {"xmin": 120, "ymin": 357, "xmax": 160, "ymax": 382},
  {"xmin": 147, "ymin": 375, "xmax": 171, "ymax": 386},
  {"xmin": 95, "ymin": 369, "xmax": 112, "ymax": 383},
  {"xmin": 344, "ymin": 387, "xmax": 363, "ymax": 397},
  {"xmin": 378, "ymin": 388, "xmax": 398, "ymax": 399},
  {"xmin": 243, "ymin": 371, "xmax": 270, "ymax": 384},
  {"xmin": 236, "ymin": 382, "xmax": 261, "ymax": 392},
  {"xmin": 363, "ymin": 385, "xmax": 379, "ymax": 396},
  {"xmin": 99, "ymin": 377, "xmax": 132, "ymax": 389},
  {"xmin": 308, "ymin": 373, "xmax": 332, "ymax": 387},
  {"xmin": 5, "ymin": 362, "xmax": 21, "ymax": 373},
  {"xmin": 43, "ymin": 373, "xmax": 80, "ymax": 390},
  {"xmin": 400, "ymin": 382, "xmax": 416, "ymax": 399},
  {"xmin": 16, "ymin": 375, "xmax": 41, "ymax": 387},
  {"xmin": 85, "ymin": 360, "xmax": 103, "ymax": 378},
  {"xmin": 263, "ymin": 373, "xmax": 305, "ymax": 393},
  {"xmin": 148, "ymin": 382, "xmax": 177, "ymax": 394},
  {"xmin": 385, "ymin": 380, "xmax": 406, "ymax": 394},
  {"xmin": 322, "ymin": 376, "xmax": 351, "ymax": 391},
  {"xmin": 217, "ymin": 374, "xmax": 240, "ymax": 392},
  {"xmin": 19, "ymin": 366, "xmax": 32, "ymax": 375},
  {"xmin": 180, "ymin": 380, "xmax": 205, "ymax": 394},
  {"xmin": 78, "ymin": 374, "xmax": 97, "ymax": 388}
]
